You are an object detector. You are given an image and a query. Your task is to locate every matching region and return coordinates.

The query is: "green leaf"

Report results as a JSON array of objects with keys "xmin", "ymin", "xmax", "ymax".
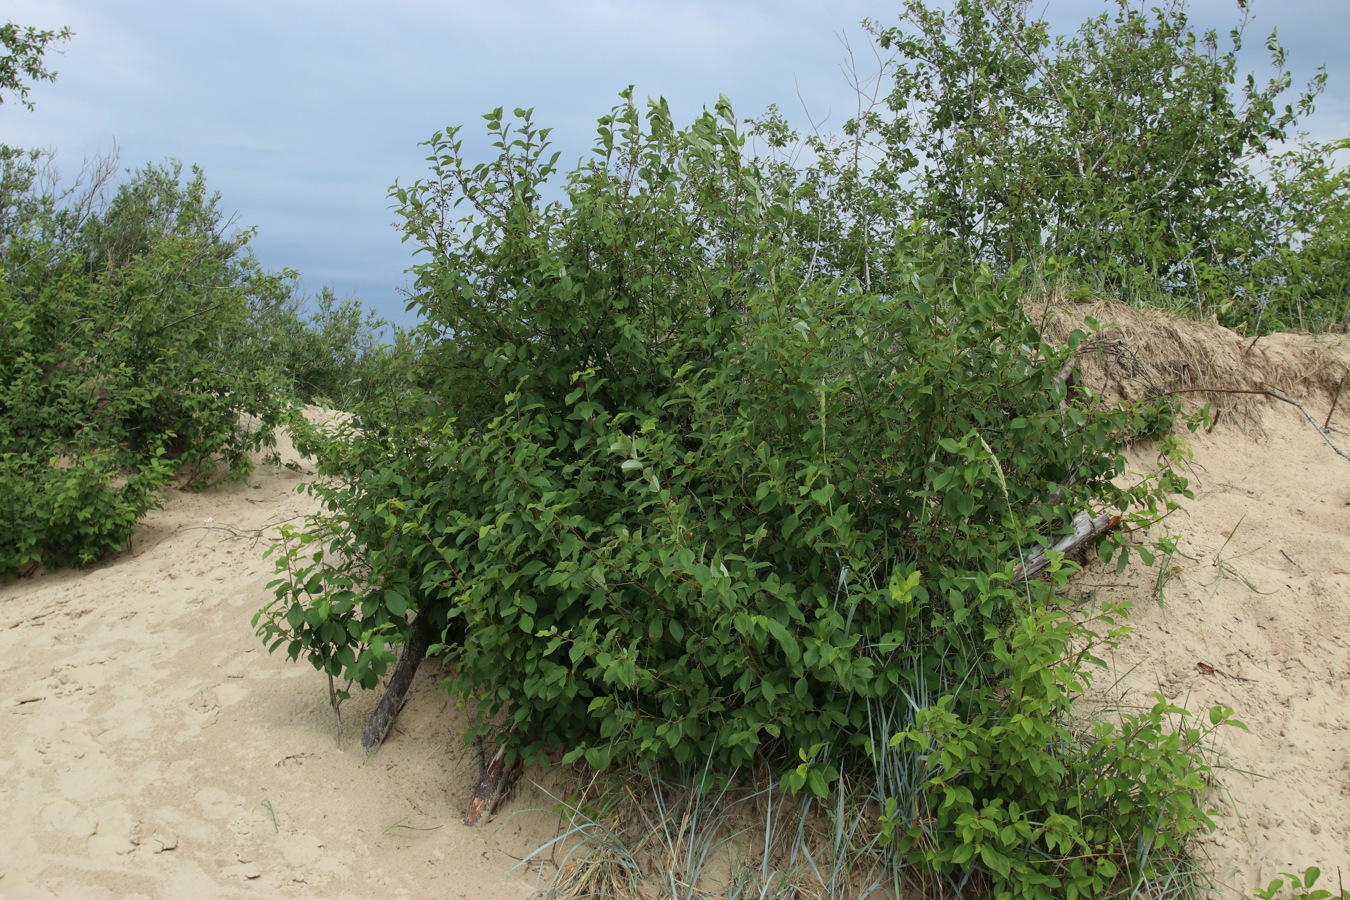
[{"xmin": 384, "ymin": 588, "xmax": 408, "ymax": 618}]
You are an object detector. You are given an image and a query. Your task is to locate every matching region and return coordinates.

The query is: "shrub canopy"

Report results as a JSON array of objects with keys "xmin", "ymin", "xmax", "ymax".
[
  {"xmin": 259, "ymin": 88, "xmax": 1178, "ymax": 776},
  {"xmin": 0, "ymin": 156, "xmax": 296, "ymax": 574},
  {"xmin": 254, "ymin": 1, "xmax": 1349, "ymax": 893}
]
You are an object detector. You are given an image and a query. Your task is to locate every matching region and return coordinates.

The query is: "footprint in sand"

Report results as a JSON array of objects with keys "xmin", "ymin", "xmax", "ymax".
[
  {"xmin": 189, "ymin": 682, "xmax": 247, "ymax": 715},
  {"xmin": 214, "ymin": 681, "xmax": 248, "ymax": 707},
  {"xmin": 194, "ymin": 787, "xmax": 235, "ymax": 821},
  {"xmin": 41, "ymin": 798, "xmax": 98, "ymax": 838},
  {"xmin": 188, "ymin": 688, "xmax": 218, "ymax": 715}
]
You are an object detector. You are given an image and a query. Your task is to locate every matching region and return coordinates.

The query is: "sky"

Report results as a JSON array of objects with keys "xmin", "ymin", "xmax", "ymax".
[{"xmin": 7, "ymin": 0, "xmax": 1348, "ymax": 328}]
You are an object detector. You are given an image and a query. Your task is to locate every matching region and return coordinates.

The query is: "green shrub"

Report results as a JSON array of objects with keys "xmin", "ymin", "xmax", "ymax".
[
  {"xmin": 1257, "ymin": 867, "xmax": 1350, "ymax": 900},
  {"xmin": 0, "ymin": 444, "xmax": 171, "ymax": 570},
  {"xmin": 1258, "ymin": 138, "xmax": 1350, "ymax": 332},
  {"xmin": 0, "ymin": 155, "xmax": 292, "ymax": 575},
  {"xmin": 883, "ymin": 577, "xmax": 1238, "ymax": 898},
  {"xmin": 257, "ymin": 94, "xmax": 1221, "ymax": 894},
  {"xmin": 233, "ymin": 283, "xmax": 409, "ymax": 410},
  {"xmin": 780, "ymin": 0, "xmax": 1339, "ymax": 332}
]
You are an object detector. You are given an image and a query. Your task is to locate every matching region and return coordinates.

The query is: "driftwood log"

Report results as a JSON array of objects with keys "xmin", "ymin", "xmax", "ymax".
[{"xmin": 359, "ymin": 612, "xmax": 435, "ymax": 753}]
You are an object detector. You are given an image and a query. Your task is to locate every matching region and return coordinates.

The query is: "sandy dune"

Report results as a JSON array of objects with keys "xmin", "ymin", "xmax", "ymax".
[
  {"xmin": 1, "ymin": 310, "xmax": 1347, "ymax": 898},
  {"xmin": 1045, "ymin": 306, "xmax": 1350, "ymax": 896}
]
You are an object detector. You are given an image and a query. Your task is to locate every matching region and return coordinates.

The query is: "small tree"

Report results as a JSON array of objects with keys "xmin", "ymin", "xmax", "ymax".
[{"xmin": 798, "ymin": 0, "xmax": 1327, "ymax": 325}]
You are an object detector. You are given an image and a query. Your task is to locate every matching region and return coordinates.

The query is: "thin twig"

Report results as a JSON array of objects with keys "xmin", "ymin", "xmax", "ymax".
[
  {"xmin": 1324, "ymin": 378, "xmax": 1343, "ymax": 431},
  {"xmin": 327, "ymin": 673, "xmax": 345, "ymax": 749},
  {"xmin": 1154, "ymin": 386, "xmax": 1350, "ymax": 462}
]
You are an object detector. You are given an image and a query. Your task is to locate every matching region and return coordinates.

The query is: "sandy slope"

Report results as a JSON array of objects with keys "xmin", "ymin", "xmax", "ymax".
[
  {"xmin": 1, "ymin": 311, "xmax": 1348, "ymax": 898},
  {"xmin": 1089, "ymin": 400, "xmax": 1350, "ymax": 897},
  {"xmin": 1043, "ymin": 305, "xmax": 1350, "ymax": 897}
]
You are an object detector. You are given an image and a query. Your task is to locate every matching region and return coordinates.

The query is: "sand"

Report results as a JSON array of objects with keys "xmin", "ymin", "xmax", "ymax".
[
  {"xmin": 1089, "ymin": 399, "xmax": 1350, "ymax": 896},
  {"xmin": 1, "ymin": 311, "xmax": 1347, "ymax": 898},
  {"xmin": 0, "ymin": 422, "xmax": 556, "ymax": 899}
]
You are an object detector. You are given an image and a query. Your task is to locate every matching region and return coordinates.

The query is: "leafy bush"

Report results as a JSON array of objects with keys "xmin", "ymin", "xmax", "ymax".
[
  {"xmin": 1257, "ymin": 867, "xmax": 1350, "ymax": 900},
  {"xmin": 0, "ymin": 154, "xmax": 293, "ymax": 575},
  {"xmin": 1259, "ymin": 138, "xmax": 1350, "ymax": 331},
  {"xmin": 235, "ymin": 283, "xmax": 410, "ymax": 409},
  {"xmin": 0, "ymin": 19, "xmax": 413, "ymax": 575},
  {"xmin": 258, "ymin": 92, "xmax": 1222, "ymax": 895}
]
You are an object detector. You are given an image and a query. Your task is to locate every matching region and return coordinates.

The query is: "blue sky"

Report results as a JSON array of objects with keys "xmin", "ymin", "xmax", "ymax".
[{"xmin": 7, "ymin": 1, "xmax": 1347, "ymax": 328}]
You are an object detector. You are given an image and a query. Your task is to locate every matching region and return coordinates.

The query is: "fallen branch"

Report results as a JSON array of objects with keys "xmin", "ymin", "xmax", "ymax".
[
  {"xmin": 1013, "ymin": 509, "xmax": 1123, "ymax": 583},
  {"xmin": 1154, "ymin": 386, "xmax": 1350, "ymax": 463},
  {"xmin": 359, "ymin": 612, "xmax": 435, "ymax": 753},
  {"xmin": 1324, "ymin": 378, "xmax": 1343, "ymax": 431},
  {"xmin": 1053, "ymin": 356, "xmax": 1077, "ymax": 413},
  {"xmin": 1014, "ymin": 358, "xmax": 1124, "ymax": 582},
  {"xmin": 1011, "ymin": 380, "xmax": 1346, "ymax": 584}
]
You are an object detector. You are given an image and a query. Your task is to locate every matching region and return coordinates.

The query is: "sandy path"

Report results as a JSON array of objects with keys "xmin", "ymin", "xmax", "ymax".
[{"xmin": 0, "ymin": 429, "xmax": 554, "ymax": 899}]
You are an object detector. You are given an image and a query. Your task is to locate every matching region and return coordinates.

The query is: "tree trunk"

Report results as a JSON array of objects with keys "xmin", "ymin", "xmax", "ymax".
[
  {"xmin": 464, "ymin": 727, "xmax": 520, "ymax": 827},
  {"xmin": 359, "ymin": 612, "xmax": 435, "ymax": 753}
]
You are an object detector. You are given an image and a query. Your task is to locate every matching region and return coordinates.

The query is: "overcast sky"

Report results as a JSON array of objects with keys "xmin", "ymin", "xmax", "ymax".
[{"xmin": 7, "ymin": 0, "xmax": 1347, "ymax": 327}]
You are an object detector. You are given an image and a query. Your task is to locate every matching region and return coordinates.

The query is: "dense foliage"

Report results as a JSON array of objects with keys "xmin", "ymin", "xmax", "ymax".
[
  {"xmin": 256, "ymin": 86, "xmax": 1219, "ymax": 894},
  {"xmin": 0, "ymin": 155, "xmax": 294, "ymax": 573},
  {"xmin": 0, "ymin": 150, "xmax": 405, "ymax": 575},
  {"xmin": 778, "ymin": 0, "xmax": 1347, "ymax": 332},
  {"xmin": 0, "ymin": 22, "xmax": 399, "ymax": 575},
  {"xmin": 0, "ymin": 0, "xmax": 1317, "ymax": 893},
  {"xmin": 257, "ymin": 0, "xmax": 1350, "ymax": 892}
]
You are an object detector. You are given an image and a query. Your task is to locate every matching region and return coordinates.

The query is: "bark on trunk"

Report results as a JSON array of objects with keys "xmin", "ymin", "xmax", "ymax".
[
  {"xmin": 463, "ymin": 727, "xmax": 520, "ymax": 827},
  {"xmin": 359, "ymin": 612, "xmax": 435, "ymax": 753}
]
